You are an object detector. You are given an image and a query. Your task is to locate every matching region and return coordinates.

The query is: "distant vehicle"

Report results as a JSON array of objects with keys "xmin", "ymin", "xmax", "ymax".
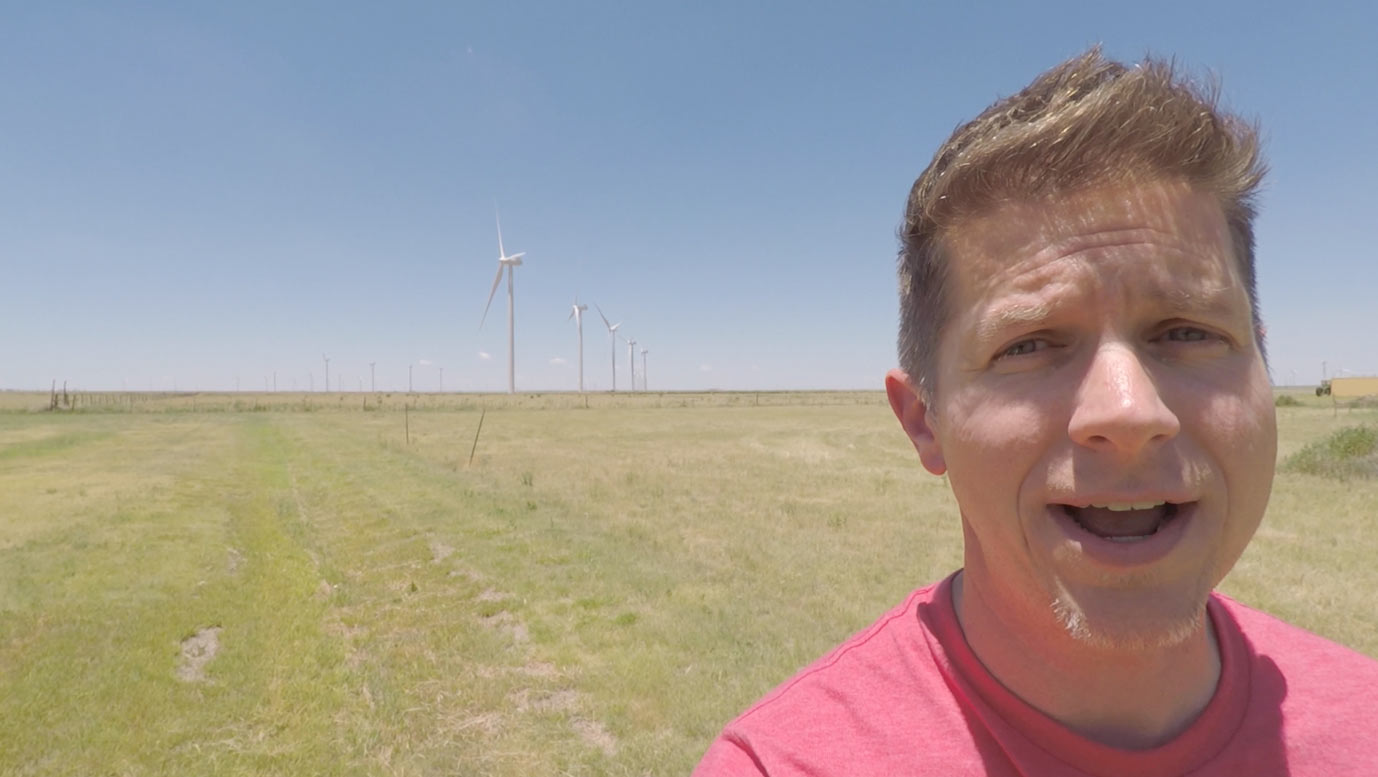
[{"xmin": 1317, "ymin": 377, "xmax": 1378, "ymax": 397}]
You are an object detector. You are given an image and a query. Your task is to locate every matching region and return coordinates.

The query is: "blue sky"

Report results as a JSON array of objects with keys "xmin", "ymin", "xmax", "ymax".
[{"xmin": 3, "ymin": 2, "xmax": 1374, "ymax": 392}]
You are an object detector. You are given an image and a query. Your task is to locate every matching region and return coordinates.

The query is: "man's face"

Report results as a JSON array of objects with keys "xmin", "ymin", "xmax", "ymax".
[{"xmin": 888, "ymin": 180, "xmax": 1277, "ymax": 648}]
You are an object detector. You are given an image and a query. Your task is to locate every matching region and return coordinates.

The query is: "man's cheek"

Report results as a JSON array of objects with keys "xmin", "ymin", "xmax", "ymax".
[
  {"xmin": 949, "ymin": 400, "xmax": 1055, "ymax": 454},
  {"xmin": 1198, "ymin": 390, "xmax": 1275, "ymax": 452}
]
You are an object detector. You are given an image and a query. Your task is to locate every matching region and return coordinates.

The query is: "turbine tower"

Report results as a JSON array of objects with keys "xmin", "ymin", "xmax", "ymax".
[
  {"xmin": 568, "ymin": 300, "xmax": 589, "ymax": 392},
  {"xmin": 596, "ymin": 304, "xmax": 622, "ymax": 391},
  {"xmin": 480, "ymin": 209, "xmax": 526, "ymax": 393},
  {"xmin": 641, "ymin": 347, "xmax": 649, "ymax": 391},
  {"xmin": 624, "ymin": 336, "xmax": 637, "ymax": 392}
]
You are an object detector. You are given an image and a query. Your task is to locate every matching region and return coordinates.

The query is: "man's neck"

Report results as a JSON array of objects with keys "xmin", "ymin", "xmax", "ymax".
[{"xmin": 951, "ymin": 571, "xmax": 1222, "ymax": 750}]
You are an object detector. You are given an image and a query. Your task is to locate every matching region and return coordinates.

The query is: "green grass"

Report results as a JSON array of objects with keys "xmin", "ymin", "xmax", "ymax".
[
  {"xmin": 1, "ymin": 393, "xmax": 1375, "ymax": 775},
  {"xmin": 1282, "ymin": 425, "xmax": 1378, "ymax": 480}
]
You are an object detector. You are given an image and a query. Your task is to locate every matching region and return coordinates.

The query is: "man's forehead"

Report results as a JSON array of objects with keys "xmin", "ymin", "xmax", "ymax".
[
  {"xmin": 941, "ymin": 180, "xmax": 1232, "ymax": 266},
  {"xmin": 937, "ymin": 181, "xmax": 1248, "ymax": 332}
]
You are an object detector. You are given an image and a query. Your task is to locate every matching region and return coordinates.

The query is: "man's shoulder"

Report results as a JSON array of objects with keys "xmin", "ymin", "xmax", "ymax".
[
  {"xmin": 1212, "ymin": 592, "xmax": 1378, "ymax": 771},
  {"xmin": 1214, "ymin": 591, "xmax": 1378, "ymax": 699},
  {"xmin": 1215, "ymin": 591, "xmax": 1377, "ymax": 668},
  {"xmin": 702, "ymin": 578, "xmax": 982, "ymax": 775},
  {"xmin": 737, "ymin": 580, "xmax": 943, "ymax": 721}
]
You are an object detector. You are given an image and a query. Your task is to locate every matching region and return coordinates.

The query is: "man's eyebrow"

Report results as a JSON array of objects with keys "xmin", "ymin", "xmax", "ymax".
[
  {"xmin": 972, "ymin": 285, "xmax": 1245, "ymax": 342},
  {"xmin": 973, "ymin": 302, "xmax": 1054, "ymax": 342},
  {"xmin": 1151, "ymin": 286, "xmax": 1243, "ymax": 317}
]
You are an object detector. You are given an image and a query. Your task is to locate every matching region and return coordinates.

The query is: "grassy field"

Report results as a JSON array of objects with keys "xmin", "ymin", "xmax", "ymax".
[{"xmin": 1, "ymin": 390, "xmax": 1375, "ymax": 775}]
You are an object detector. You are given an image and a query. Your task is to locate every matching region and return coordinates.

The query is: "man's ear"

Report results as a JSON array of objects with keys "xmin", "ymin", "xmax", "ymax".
[{"xmin": 885, "ymin": 368, "xmax": 946, "ymax": 476}]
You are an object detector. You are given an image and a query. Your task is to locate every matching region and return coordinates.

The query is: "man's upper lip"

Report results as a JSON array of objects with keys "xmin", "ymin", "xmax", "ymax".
[{"xmin": 1050, "ymin": 493, "xmax": 1197, "ymax": 508}]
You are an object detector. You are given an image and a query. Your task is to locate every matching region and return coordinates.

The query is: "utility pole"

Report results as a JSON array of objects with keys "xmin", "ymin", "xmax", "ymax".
[{"xmin": 369, "ymin": 362, "xmax": 376, "ymax": 392}]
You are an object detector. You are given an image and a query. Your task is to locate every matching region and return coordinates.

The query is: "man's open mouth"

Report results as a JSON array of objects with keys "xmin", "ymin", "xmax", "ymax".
[{"xmin": 1056, "ymin": 502, "xmax": 1185, "ymax": 543}]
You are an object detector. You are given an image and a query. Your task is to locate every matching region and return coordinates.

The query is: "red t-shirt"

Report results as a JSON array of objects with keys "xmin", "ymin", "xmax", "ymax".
[{"xmin": 693, "ymin": 573, "xmax": 1378, "ymax": 776}]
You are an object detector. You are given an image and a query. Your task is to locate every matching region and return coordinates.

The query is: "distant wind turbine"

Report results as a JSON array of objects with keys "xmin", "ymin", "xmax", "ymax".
[
  {"xmin": 624, "ymin": 335, "xmax": 638, "ymax": 392},
  {"xmin": 569, "ymin": 300, "xmax": 589, "ymax": 392},
  {"xmin": 641, "ymin": 347, "xmax": 649, "ymax": 391},
  {"xmin": 479, "ymin": 209, "xmax": 526, "ymax": 394},
  {"xmin": 596, "ymin": 305, "xmax": 622, "ymax": 391}
]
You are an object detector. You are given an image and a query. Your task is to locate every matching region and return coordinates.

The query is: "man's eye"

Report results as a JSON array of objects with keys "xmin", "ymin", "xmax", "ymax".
[
  {"xmin": 1162, "ymin": 327, "xmax": 1213, "ymax": 343},
  {"xmin": 998, "ymin": 339, "xmax": 1046, "ymax": 359}
]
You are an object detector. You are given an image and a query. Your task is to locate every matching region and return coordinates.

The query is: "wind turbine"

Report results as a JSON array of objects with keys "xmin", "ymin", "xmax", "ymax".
[
  {"xmin": 479, "ymin": 210, "xmax": 525, "ymax": 394},
  {"xmin": 641, "ymin": 347, "xmax": 649, "ymax": 391},
  {"xmin": 596, "ymin": 305, "xmax": 621, "ymax": 391},
  {"xmin": 568, "ymin": 300, "xmax": 589, "ymax": 392},
  {"xmin": 624, "ymin": 335, "xmax": 638, "ymax": 392}
]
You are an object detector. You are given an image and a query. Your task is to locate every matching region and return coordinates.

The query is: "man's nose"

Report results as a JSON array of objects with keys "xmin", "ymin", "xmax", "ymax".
[{"xmin": 1068, "ymin": 344, "xmax": 1180, "ymax": 454}]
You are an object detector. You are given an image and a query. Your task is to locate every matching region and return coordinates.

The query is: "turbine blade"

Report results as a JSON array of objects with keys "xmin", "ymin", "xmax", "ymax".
[
  {"xmin": 496, "ymin": 210, "xmax": 505, "ymax": 259},
  {"xmin": 479, "ymin": 263, "xmax": 504, "ymax": 329},
  {"xmin": 596, "ymin": 304, "xmax": 612, "ymax": 329}
]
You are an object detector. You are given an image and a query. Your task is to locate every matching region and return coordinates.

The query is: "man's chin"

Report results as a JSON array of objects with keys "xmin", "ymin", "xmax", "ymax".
[{"xmin": 1050, "ymin": 586, "xmax": 1212, "ymax": 652}]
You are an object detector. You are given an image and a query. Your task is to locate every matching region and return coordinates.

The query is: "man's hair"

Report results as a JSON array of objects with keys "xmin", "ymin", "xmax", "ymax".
[{"xmin": 897, "ymin": 47, "xmax": 1267, "ymax": 396}]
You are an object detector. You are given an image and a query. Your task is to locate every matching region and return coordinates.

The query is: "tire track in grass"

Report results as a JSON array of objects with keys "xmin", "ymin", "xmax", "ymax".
[
  {"xmin": 0, "ymin": 415, "xmax": 358, "ymax": 774},
  {"xmin": 161, "ymin": 417, "xmax": 356, "ymax": 773},
  {"xmin": 276, "ymin": 414, "xmax": 621, "ymax": 775}
]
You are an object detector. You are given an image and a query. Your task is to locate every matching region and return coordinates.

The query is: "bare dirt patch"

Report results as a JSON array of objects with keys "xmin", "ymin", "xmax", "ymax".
[
  {"xmin": 521, "ymin": 661, "xmax": 559, "ymax": 678},
  {"xmin": 512, "ymin": 688, "xmax": 579, "ymax": 714},
  {"xmin": 314, "ymin": 579, "xmax": 337, "ymax": 600},
  {"xmin": 572, "ymin": 717, "xmax": 619, "ymax": 756},
  {"xmin": 476, "ymin": 588, "xmax": 508, "ymax": 602},
  {"xmin": 476, "ymin": 661, "xmax": 560, "ymax": 680},
  {"xmin": 509, "ymin": 686, "xmax": 618, "ymax": 755},
  {"xmin": 176, "ymin": 626, "xmax": 222, "ymax": 683},
  {"xmin": 430, "ymin": 540, "xmax": 456, "ymax": 563},
  {"xmin": 481, "ymin": 610, "xmax": 530, "ymax": 645},
  {"xmin": 447, "ymin": 568, "xmax": 485, "ymax": 583},
  {"xmin": 442, "ymin": 710, "xmax": 503, "ymax": 736}
]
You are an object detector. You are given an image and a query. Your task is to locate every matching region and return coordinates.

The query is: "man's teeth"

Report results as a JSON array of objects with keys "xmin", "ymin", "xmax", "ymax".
[{"xmin": 1089, "ymin": 501, "xmax": 1166, "ymax": 511}]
